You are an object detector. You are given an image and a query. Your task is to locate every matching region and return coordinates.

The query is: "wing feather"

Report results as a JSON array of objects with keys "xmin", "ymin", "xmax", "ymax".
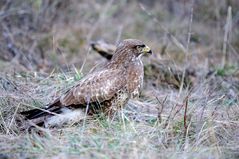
[{"xmin": 60, "ymin": 69, "xmax": 126, "ymax": 106}]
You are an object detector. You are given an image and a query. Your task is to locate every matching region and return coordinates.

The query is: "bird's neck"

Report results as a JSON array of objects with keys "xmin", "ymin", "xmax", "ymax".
[
  {"xmin": 106, "ymin": 47, "xmax": 136, "ymax": 69},
  {"xmin": 107, "ymin": 54, "xmax": 139, "ymax": 69}
]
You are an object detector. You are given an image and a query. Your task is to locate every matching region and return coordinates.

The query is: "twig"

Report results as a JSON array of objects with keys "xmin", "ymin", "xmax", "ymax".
[
  {"xmin": 156, "ymin": 95, "xmax": 167, "ymax": 123},
  {"xmin": 221, "ymin": 6, "xmax": 232, "ymax": 68},
  {"xmin": 164, "ymin": 101, "xmax": 184, "ymax": 128},
  {"xmin": 179, "ymin": 0, "xmax": 194, "ymax": 95},
  {"xmin": 80, "ymin": 47, "xmax": 92, "ymax": 73},
  {"xmin": 183, "ymin": 95, "xmax": 189, "ymax": 138},
  {"xmin": 163, "ymin": 103, "xmax": 175, "ymax": 128}
]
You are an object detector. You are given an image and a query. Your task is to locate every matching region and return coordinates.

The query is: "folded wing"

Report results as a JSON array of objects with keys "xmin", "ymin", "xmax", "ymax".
[{"xmin": 60, "ymin": 68, "xmax": 127, "ymax": 106}]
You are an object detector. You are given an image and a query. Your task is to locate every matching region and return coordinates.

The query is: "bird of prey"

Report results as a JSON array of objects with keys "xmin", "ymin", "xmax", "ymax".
[{"xmin": 20, "ymin": 39, "xmax": 152, "ymax": 128}]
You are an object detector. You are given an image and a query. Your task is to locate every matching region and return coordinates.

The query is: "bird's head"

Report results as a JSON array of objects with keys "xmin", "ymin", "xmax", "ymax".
[
  {"xmin": 111, "ymin": 39, "xmax": 152, "ymax": 65},
  {"xmin": 116, "ymin": 39, "xmax": 152, "ymax": 56}
]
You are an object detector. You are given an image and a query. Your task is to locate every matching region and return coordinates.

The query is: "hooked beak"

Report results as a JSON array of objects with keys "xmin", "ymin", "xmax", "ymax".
[{"xmin": 142, "ymin": 45, "xmax": 152, "ymax": 54}]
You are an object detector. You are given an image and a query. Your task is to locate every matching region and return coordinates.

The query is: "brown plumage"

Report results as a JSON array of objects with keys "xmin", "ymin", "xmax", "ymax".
[{"xmin": 20, "ymin": 39, "xmax": 152, "ymax": 128}]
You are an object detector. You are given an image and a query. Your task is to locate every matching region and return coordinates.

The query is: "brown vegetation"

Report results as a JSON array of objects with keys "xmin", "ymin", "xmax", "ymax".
[{"xmin": 0, "ymin": 0, "xmax": 239, "ymax": 158}]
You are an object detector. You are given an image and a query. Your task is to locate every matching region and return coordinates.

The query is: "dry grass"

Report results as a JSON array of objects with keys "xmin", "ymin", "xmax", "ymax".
[{"xmin": 0, "ymin": 0, "xmax": 239, "ymax": 158}]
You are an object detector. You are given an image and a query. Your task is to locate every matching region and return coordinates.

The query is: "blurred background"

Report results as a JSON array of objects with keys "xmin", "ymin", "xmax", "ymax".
[{"xmin": 0, "ymin": 0, "xmax": 238, "ymax": 73}]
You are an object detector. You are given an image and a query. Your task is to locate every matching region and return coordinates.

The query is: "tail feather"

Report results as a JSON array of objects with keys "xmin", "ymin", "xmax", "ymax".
[
  {"xmin": 20, "ymin": 99, "xmax": 62, "ymax": 120},
  {"xmin": 20, "ymin": 108, "xmax": 43, "ymax": 116},
  {"xmin": 22, "ymin": 107, "xmax": 62, "ymax": 120},
  {"xmin": 19, "ymin": 99, "xmax": 87, "ymax": 129}
]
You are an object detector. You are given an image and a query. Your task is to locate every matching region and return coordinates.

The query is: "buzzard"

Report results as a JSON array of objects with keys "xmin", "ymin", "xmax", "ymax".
[{"xmin": 20, "ymin": 39, "xmax": 152, "ymax": 128}]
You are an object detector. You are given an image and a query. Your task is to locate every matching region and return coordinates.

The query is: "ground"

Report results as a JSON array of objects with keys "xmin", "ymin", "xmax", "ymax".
[{"xmin": 0, "ymin": 0, "xmax": 239, "ymax": 158}]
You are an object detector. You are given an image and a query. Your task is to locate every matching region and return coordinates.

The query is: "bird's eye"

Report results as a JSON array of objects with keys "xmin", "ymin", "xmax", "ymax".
[{"xmin": 135, "ymin": 45, "xmax": 145, "ymax": 50}]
